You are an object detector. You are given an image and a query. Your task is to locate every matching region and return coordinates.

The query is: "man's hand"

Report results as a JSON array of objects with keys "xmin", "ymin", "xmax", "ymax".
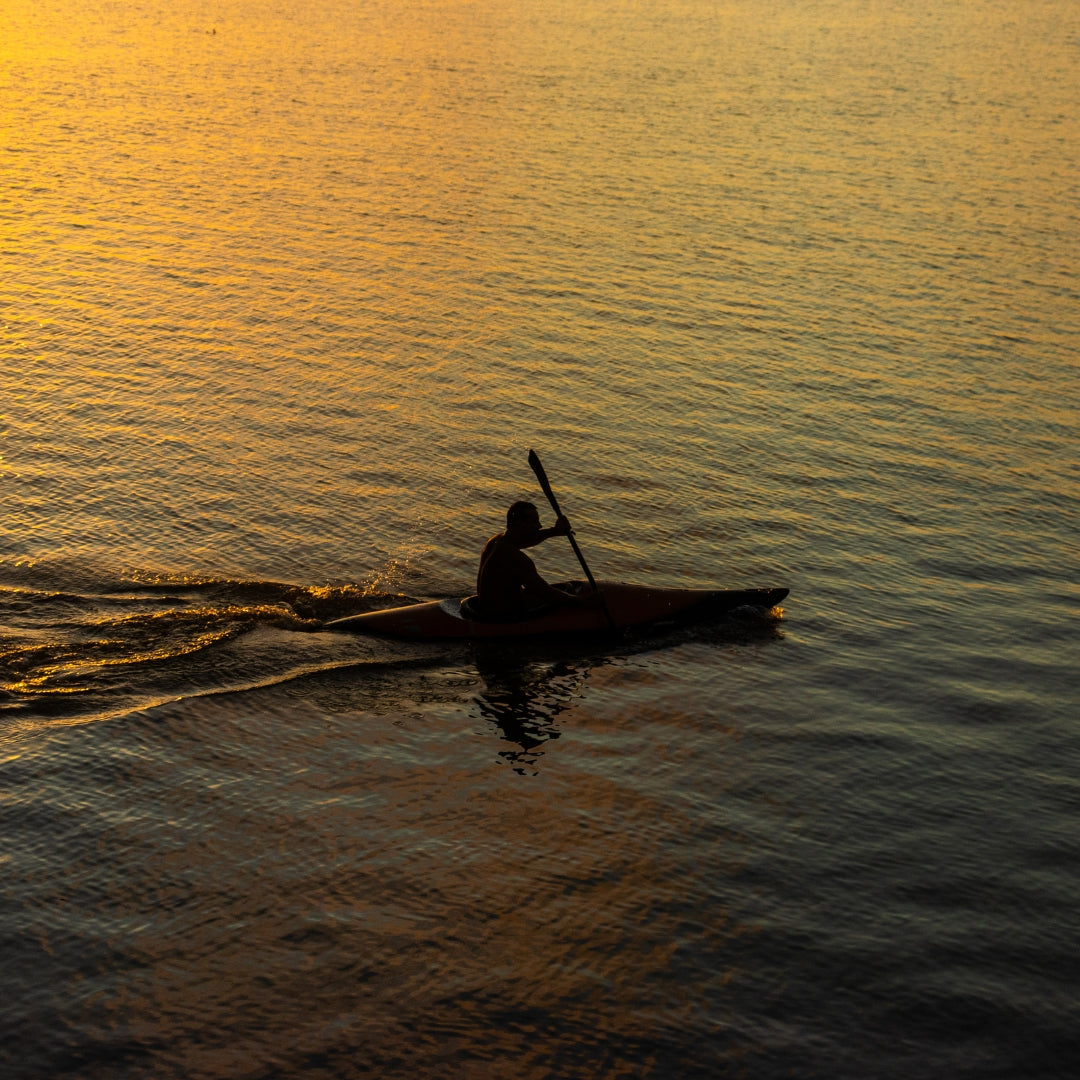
[{"xmin": 551, "ymin": 514, "xmax": 573, "ymax": 537}]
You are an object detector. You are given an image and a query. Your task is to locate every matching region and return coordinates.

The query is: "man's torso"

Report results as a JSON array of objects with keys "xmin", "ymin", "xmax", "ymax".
[{"xmin": 476, "ymin": 535, "xmax": 539, "ymax": 614}]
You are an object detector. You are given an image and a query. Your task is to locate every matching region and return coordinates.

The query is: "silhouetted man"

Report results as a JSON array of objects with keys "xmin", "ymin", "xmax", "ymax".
[{"xmin": 476, "ymin": 501, "xmax": 593, "ymax": 616}]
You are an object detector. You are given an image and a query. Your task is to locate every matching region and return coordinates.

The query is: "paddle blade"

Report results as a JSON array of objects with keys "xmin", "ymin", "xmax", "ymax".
[{"xmin": 527, "ymin": 448, "xmax": 561, "ymax": 516}]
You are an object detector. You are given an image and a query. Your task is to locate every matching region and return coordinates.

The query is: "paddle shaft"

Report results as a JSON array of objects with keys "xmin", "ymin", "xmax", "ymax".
[{"xmin": 527, "ymin": 449, "xmax": 616, "ymax": 629}]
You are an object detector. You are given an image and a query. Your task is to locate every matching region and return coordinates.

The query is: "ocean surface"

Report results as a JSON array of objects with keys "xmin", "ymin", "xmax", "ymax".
[{"xmin": 2, "ymin": 0, "xmax": 1078, "ymax": 1076}]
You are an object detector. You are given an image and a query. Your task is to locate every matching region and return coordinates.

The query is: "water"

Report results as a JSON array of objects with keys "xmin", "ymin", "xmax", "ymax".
[{"xmin": 2, "ymin": 0, "xmax": 1078, "ymax": 1075}]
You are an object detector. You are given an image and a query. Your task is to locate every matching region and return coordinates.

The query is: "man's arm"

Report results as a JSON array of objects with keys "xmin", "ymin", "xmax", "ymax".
[
  {"xmin": 519, "ymin": 514, "xmax": 573, "ymax": 550},
  {"xmin": 518, "ymin": 551, "xmax": 594, "ymax": 608}
]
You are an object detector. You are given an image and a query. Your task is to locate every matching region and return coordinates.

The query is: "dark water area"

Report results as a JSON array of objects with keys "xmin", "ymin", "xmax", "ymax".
[
  {"xmin": 3, "ymin": 560, "xmax": 1077, "ymax": 1078},
  {"xmin": 3, "ymin": 0, "xmax": 1080, "ymax": 1076}
]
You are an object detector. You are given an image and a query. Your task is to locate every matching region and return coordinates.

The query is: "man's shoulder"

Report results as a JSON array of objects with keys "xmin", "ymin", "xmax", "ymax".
[
  {"xmin": 481, "ymin": 537, "xmax": 533, "ymax": 569},
  {"xmin": 482, "ymin": 532, "xmax": 509, "ymax": 556}
]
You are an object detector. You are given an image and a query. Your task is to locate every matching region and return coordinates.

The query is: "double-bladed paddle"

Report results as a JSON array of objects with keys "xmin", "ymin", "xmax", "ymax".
[{"xmin": 527, "ymin": 449, "xmax": 616, "ymax": 630}]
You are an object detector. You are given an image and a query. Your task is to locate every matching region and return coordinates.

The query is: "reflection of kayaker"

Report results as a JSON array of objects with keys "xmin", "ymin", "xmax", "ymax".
[{"xmin": 475, "ymin": 501, "xmax": 597, "ymax": 618}]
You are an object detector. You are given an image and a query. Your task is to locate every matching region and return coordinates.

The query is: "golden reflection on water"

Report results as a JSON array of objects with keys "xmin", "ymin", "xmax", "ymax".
[{"xmin": 4, "ymin": 0, "xmax": 1076, "ymax": 541}]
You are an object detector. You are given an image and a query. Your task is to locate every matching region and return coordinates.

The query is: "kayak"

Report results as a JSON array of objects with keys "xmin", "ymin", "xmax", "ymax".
[{"xmin": 325, "ymin": 582, "xmax": 788, "ymax": 640}]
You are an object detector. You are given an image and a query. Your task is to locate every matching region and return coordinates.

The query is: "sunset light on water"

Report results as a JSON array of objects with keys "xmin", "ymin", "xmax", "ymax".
[{"xmin": 2, "ymin": 1, "xmax": 1078, "ymax": 1077}]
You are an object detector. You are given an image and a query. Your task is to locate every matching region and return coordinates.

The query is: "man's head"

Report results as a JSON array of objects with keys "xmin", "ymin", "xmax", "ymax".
[
  {"xmin": 506, "ymin": 500, "xmax": 541, "ymax": 536},
  {"xmin": 507, "ymin": 500, "xmax": 540, "ymax": 528}
]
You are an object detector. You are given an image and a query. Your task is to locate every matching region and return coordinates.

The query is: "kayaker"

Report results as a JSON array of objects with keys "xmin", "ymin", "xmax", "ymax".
[{"xmin": 476, "ymin": 501, "xmax": 594, "ymax": 617}]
